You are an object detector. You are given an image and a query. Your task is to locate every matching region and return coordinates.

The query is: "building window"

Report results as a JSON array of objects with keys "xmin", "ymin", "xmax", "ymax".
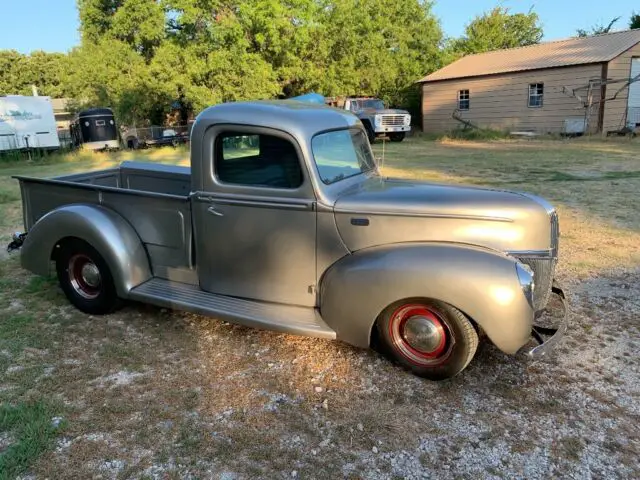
[
  {"xmin": 528, "ymin": 83, "xmax": 544, "ymax": 107},
  {"xmin": 458, "ymin": 90, "xmax": 470, "ymax": 110}
]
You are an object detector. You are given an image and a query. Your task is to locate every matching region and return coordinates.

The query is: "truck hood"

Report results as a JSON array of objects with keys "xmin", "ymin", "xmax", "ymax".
[
  {"xmin": 332, "ymin": 177, "xmax": 553, "ymax": 253},
  {"xmin": 359, "ymin": 108, "xmax": 410, "ymax": 115}
]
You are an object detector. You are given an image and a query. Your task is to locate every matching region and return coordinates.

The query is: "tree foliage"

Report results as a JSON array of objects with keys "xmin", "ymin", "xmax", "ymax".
[
  {"xmin": 452, "ymin": 7, "xmax": 543, "ymax": 55},
  {"xmin": 0, "ymin": 51, "xmax": 71, "ymax": 97},
  {"xmin": 630, "ymin": 12, "xmax": 640, "ymax": 29},
  {"xmin": 576, "ymin": 16, "xmax": 620, "ymax": 37},
  {"xmin": 66, "ymin": 0, "xmax": 447, "ymax": 123},
  {"xmin": 5, "ymin": 1, "xmax": 554, "ymax": 125}
]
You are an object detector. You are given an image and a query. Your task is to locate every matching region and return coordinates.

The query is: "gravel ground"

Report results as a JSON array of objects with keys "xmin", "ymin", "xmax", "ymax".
[
  {"xmin": 1, "ymin": 139, "xmax": 639, "ymax": 478},
  {"xmin": 3, "ymin": 268, "xmax": 633, "ymax": 480}
]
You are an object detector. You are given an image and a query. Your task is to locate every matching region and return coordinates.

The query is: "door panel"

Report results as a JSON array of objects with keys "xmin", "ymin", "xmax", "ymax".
[
  {"xmin": 193, "ymin": 195, "xmax": 317, "ymax": 306},
  {"xmin": 192, "ymin": 126, "xmax": 318, "ymax": 307}
]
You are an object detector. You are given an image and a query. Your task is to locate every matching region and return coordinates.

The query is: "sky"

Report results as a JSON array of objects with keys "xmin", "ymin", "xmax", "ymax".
[{"xmin": 0, "ymin": 0, "xmax": 637, "ymax": 54}]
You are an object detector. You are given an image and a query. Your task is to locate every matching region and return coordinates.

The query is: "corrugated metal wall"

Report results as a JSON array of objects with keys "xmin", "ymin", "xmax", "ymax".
[
  {"xmin": 602, "ymin": 43, "xmax": 640, "ymax": 132},
  {"xmin": 421, "ymin": 64, "xmax": 603, "ymax": 134}
]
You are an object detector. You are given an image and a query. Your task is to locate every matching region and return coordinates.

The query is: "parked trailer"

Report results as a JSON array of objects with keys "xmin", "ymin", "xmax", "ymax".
[
  {"xmin": 0, "ymin": 95, "xmax": 60, "ymax": 152},
  {"xmin": 70, "ymin": 108, "xmax": 120, "ymax": 151}
]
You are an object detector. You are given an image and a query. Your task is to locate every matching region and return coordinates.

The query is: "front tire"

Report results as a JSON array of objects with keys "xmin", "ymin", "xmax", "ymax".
[
  {"xmin": 389, "ymin": 133, "xmax": 405, "ymax": 142},
  {"xmin": 55, "ymin": 239, "xmax": 123, "ymax": 315},
  {"xmin": 376, "ymin": 299, "xmax": 478, "ymax": 380}
]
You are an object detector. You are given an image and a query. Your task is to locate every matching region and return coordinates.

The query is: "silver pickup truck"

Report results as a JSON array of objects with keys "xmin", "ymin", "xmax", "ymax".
[{"xmin": 8, "ymin": 100, "xmax": 567, "ymax": 380}]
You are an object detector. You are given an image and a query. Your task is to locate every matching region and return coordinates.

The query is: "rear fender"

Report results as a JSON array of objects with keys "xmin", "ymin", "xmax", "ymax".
[
  {"xmin": 319, "ymin": 242, "xmax": 534, "ymax": 354},
  {"xmin": 20, "ymin": 204, "xmax": 151, "ymax": 296}
]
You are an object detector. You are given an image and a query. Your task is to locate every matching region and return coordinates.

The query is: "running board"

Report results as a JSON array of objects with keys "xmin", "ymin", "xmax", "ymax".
[{"xmin": 128, "ymin": 278, "xmax": 336, "ymax": 340}]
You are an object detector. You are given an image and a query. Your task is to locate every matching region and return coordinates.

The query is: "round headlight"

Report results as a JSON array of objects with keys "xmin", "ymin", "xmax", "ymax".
[{"xmin": 516, "ymin": 262, "xmax": 535, "ymax": 308}]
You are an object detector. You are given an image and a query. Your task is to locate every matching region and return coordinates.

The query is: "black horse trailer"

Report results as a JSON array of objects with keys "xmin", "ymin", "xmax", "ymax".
[{"xmin": 70, "ymin": 108, "xmax": 120, "ymax": 151}]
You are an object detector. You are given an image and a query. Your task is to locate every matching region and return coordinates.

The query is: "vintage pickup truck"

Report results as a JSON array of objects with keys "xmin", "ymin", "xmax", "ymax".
[{"xmin": 8, "ymin": 99, "xmax": 567, "ymax": 380}]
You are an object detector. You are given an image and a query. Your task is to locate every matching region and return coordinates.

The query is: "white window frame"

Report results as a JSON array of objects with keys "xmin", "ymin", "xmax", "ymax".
[
  {"xmin": 528, "ymin": 83, "xmax": 544, "ymax": 108},
  {"xmin": 457, "ymin": 89, "xmax": 470, "ymax": 111}
]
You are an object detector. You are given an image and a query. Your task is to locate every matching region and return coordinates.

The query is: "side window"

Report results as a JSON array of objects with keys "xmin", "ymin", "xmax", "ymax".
[
  {"xmin": 528, "ymin": 83, "xmax": 544, "ymax": 107},
  {"xmin": 215, "ymin": 132, "xmax": 303, "ymax": 189},
  {"xmin": 457, "ymin": 90, "xmax": 470, "ymax": 110}
]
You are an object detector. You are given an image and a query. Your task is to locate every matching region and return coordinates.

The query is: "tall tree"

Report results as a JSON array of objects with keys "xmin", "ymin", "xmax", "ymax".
[
  {"xmin": 453, "ymin": 6, "xmax": 543, "ymax": 55},
  {"xmin": 72, "ymin": 0, "xmax": 446, "ymax": 122},
  {"xmin": 78, "ymin": 0, "xmax": 164, "ymax": 60},
  {"xmin": 630, "ymin": 12, "xmax": 640, "ymax": 29},
  {"xmin": 576, "ymin": 17, "xmax": 620, "ymax": 37},
  {"xmin": 0, "ymin": 50, "xmax": 71, "ymax": 97}
]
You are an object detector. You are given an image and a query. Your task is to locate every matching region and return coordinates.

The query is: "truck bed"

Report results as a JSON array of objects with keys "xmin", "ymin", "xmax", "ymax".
[{"xmin": 15, "ymin": 161, "xmax": 196, "ymax": 282}]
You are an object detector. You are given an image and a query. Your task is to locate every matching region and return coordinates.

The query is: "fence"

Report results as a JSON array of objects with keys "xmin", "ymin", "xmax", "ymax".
[{"xmin": 121, "ymin": 124, "xmax": 191, "ymax": 149}]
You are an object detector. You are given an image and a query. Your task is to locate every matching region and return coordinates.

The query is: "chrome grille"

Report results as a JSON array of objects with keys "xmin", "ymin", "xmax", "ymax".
[
  {"xmin": 381, "ymin": 115, "xmax": 406, "ymax": 126},
  {"xmin": 516, "ymin": 256, "xmax": 556, "ymax": 311}
]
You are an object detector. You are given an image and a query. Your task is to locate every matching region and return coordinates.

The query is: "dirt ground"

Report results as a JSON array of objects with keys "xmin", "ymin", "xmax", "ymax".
[{"xmin": 1, "ymin": 138, "xmax": 639, "ymax": 479}]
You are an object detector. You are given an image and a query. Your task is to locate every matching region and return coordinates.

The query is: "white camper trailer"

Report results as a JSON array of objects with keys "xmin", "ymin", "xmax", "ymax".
[{"xmin": 0, "ymin": 95, "xmax": 60, "ymax": 152}]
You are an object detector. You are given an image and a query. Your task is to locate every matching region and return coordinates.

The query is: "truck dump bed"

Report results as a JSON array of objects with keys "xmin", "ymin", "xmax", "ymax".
[{"xmin": 15, "ymin": 161, "xmax": 195, "ymax": 279}]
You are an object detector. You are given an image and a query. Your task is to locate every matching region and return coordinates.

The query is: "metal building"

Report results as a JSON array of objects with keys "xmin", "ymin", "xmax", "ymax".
[{"xmin": 419, "ymin": 30, "xmax": 640, "ymax": 135}]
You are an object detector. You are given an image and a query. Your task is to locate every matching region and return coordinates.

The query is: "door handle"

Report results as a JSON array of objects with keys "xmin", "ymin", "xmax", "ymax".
[{"xmin": 207, "ymin": 204, "xmax": 224, "ymax": 217}]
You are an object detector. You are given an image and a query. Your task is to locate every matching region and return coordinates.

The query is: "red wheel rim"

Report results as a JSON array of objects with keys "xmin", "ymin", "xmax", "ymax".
[
  {"xmin": 68, "ymin": 254, "xmax": 102, "ymax": 300},
  {"xmin": 388, "ymin": 304, "xmax": 452, "ymax": 366}
]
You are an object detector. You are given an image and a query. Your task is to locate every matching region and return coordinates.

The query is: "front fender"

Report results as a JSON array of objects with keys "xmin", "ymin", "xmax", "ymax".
[
  {"xmin": 20, "ymin": 204, "xmax": 151, "ymax": 297},
  {"xmin": 319, "ymin": 242, "xmax": 533, "ymax": 354}
]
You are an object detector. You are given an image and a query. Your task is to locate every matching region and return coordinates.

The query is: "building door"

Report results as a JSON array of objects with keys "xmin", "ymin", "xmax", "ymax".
[{"xmin": 627, "ymin": 58, "xmax": 640, "ymax": 128}]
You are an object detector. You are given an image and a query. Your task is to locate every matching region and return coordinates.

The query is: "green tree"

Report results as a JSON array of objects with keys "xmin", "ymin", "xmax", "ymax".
[
  {"xmin": 77, "ymin": 0, "xmax": 124, "ymax": 44},
  {"xmin": 69, "ymin": 0, "xmax": 446, "ymax": 122},
  {"xmin": 65, "ymin": 39, "xmax": 155, "ymax": 123},
  {"xmin": 576, "ymin": 16, "xmax": 620, "ymax": 37},
  {"xmin": 0, "ymin": 50, "xmax": 71, "ymax": 97},
  {"xmin": 453, "ymin": 6, "xmax": 543, "ymax": 55},
  {"xmin": 630, "ymin": 12, "xmax": 640, "ymax": 29}
]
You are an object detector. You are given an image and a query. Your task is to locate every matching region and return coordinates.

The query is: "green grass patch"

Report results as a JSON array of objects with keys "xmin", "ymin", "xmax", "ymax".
[
  {"xmin": 23, "ymin": 276, "xmax": 60, "ymax": 300},
  {"xmin": 441, "ymin": 128, "xmax": 510, "ymax": 141},
  {"xmin": 0, "ymin": 189, "xmax": 19, "ymax": 205},
  {"xmin": 0, "ymin": 401, "xmax": 65, "ymax": 480},
  {"xmin": 0, "ymin": 313, "xmax": 54, "ymax": 358}
]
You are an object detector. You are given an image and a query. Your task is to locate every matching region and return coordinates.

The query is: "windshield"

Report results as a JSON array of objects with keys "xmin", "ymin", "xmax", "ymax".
[
  {"xmin": 311, "ymin": 129, "xmax": 377, "ymax": 184},
  {"xmin": 360, "ymin": 99, "xmax": 385, "ymax": 110}
]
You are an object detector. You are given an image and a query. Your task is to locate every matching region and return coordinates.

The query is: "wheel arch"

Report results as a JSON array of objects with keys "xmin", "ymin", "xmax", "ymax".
[
  {"xmin": 20, "ymin": 204, "xmax": 152, "ymax": 296},
  {"xmin": 319, "ymin": 242, "xmax": 533, "ymax": 354}
]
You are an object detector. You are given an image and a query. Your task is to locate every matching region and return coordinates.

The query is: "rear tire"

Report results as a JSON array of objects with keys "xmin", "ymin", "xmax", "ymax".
[
  {"xmin": 55, "ymin": 239, "xmax": 123, "ymax": 315},
  {"xmin": 376, "ymin": 299, "xmax": 478, "ymax": 380}
]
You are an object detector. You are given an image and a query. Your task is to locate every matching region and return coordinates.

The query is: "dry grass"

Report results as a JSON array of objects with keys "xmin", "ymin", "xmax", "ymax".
[{"xmin": 1, "ymin": 139, "xmax": 639, "ymax": 479}]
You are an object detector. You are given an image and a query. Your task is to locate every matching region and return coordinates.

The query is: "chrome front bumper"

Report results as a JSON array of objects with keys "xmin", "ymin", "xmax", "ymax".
[
  {"xmin": 375, "ymin": 126, "xmax": 411, "ymax": 133},
  {"xmin": 524, "ymin": 282, "xmax": 568, "ymax": 360}
]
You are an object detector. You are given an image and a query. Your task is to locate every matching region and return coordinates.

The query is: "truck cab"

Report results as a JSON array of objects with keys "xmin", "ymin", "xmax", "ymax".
[
  {"xmin": 341, "ymin": 97, "xmax": 411, "ymax": 143},
  {"xmin": 10, "ymin": 99, "xmax": 566, "ymax": 380}
]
